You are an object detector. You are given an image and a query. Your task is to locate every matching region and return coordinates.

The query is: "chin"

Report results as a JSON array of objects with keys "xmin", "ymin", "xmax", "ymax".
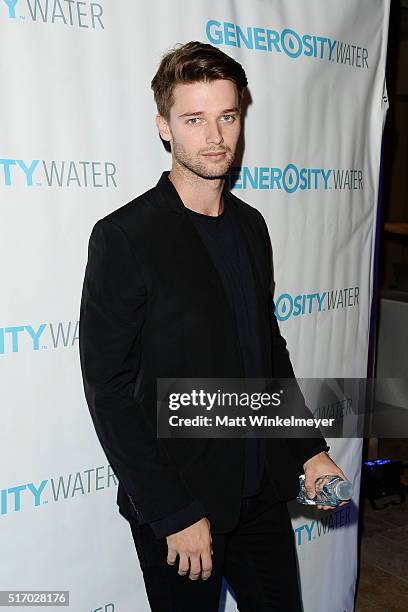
[
  {"xmin": 197, "ymin": 161, "xmax": 234, "ymax": 180},
  {"xmin": 197, "ymin": 170, "xmax": 229, "ymax": 180},
  {"xmin": 176, "ymin": 153, "xmax": 234, "ymax": 180}
]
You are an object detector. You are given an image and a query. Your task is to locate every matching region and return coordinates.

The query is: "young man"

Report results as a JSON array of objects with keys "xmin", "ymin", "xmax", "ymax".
[{"xmin": 79, "ymin": 41, "xmax": 348, "ymax": 612}]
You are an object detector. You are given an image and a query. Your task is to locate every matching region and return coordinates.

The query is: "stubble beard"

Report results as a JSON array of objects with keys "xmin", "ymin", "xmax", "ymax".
[{"xmin": 172, "ymin": 137, "xmax": 235, "ymax": 180}]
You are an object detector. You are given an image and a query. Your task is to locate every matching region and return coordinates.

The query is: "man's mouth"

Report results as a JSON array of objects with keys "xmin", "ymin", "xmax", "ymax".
[{"xmin": 201, "ymin": 151, "xmax": 226, "ymax": 158}]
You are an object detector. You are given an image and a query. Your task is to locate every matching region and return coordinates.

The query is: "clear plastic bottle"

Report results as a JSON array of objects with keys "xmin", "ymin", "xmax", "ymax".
[{"xmin": 296, "ymin": 474, "xmax": 353, "ymax": 506}]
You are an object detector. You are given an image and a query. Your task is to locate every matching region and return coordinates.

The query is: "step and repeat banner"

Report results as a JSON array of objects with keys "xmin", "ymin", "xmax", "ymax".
[{"xmin": 0, "ymin": 1, "xmax": 390, "ymax": 611}]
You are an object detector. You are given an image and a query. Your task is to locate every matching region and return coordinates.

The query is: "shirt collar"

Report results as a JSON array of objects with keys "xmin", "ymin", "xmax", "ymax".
[{"xmin": 155, "ymin": 170, "xmax": 230, "ymax": 215}]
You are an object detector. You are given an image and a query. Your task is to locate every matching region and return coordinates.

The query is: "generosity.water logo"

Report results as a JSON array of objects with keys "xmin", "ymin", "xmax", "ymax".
[
  {"xmin": 2, "ymin": 0, "xmax": 104, "ymax": 29},
  {"xmin": 275, "ymin": 286, "xmax": 359, "ymax": 322},
  {"xmin": 206, "ymin": 20, "xmax": 368, "ymax": 69},
  {"xmin": 228, "ymin": 165, "xmax": 363, "ymax": 194},
  {"xmin": 0, "ymin": 320, "xmax": 78, "ymax": 354},
  {"xmin": 0, "ymin": 465, "xmax": 117, "ymax": 516},
  {"xmin": 294, "ymin": 504, "xmax": 352, "ymax": 546},
  {"xmin": 0, "ymin": 158, "xmax": 117, "ymax": 188}
]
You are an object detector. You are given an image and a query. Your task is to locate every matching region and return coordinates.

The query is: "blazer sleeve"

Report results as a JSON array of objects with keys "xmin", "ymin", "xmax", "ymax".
[
  {"xmin": 254, "ymin": 209, "xmax": 330, "ymax": 471},
  {"xmin": 79, "ymin": 218, "xmax": 197, "ymax": 522},
  {"xmin": 149, "ymin": 499, "xmax": 208, "ymax": 540}
]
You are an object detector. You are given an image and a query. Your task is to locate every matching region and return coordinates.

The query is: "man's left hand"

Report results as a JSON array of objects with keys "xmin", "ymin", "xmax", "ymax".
[{"xmin": 303, "ymin": 451, "xmax": 350, "ymax": 511}]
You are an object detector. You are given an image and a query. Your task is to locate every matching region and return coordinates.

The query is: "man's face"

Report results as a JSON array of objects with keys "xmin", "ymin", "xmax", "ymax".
[{"xmin": 157, "ymin": 79, "xmax": 241, "ymax": 179}]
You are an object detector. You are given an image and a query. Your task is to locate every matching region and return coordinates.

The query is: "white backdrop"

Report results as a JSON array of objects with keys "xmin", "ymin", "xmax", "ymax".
[{"xmin": 0, "ymin": 1, "xmax": 390, "ymax": 611}]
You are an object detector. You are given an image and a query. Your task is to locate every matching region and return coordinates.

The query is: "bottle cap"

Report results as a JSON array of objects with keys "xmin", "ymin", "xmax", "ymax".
[{"xmin": 335, "ymin": 480, "xmax": 353, "ymax": 500}]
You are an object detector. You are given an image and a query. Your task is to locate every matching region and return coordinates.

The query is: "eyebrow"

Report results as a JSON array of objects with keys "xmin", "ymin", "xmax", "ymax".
[{"xmin": 178, "ymin": 107, "xmax": 240, "ymax": 118}]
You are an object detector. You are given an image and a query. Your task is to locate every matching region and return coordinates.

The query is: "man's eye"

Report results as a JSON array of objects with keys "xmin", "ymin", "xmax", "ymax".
[
  {"xmin": 186, "ymin": 117, "xmax": 201, "ymax": 125},
  {"xmin": 221, "ymin": 115, "xmax": 236, "ymax": 122}
]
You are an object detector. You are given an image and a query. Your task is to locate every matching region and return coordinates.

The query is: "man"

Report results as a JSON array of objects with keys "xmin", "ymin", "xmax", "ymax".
[{"xmin": 79, "ymin": 41, "xmax": 348, "ymax": 611}]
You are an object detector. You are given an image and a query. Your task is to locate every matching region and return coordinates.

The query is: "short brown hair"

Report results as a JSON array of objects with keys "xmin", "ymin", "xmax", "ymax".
[{"xmin": 151, "ymin": 41, "xmax": 248, "ymax": 120}]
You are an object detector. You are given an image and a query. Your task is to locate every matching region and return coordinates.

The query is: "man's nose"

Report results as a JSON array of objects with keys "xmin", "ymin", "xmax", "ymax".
[{"xmin": 205, "ymin": 120, "xmax": 223, "ymax": 145}]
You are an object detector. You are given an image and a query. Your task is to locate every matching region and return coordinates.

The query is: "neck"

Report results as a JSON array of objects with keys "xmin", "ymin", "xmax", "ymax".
[{"xmin": 169, "ymin": 163, "xmax": 225, "ymax": 216}]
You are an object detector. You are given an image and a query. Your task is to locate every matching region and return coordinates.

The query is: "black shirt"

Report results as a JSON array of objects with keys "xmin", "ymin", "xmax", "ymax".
[
  {"xmin": 185, "ymin": 194, "xmax": 267, "ymax": 498},
  {"xmin": 149, "ymin": 190, "xmax": 270, "ymax": 539}
]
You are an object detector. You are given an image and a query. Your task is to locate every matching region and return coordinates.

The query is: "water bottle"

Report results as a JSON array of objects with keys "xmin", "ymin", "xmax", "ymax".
[{"xmin": 296, "ymin": 474, "xmax": 353, "ymax": 506}]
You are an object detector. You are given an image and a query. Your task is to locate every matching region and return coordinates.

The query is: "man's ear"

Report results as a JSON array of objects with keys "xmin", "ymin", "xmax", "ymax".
[{"xmin": 156, "ymin": 114, "xmax": 172, "ymax": 142}]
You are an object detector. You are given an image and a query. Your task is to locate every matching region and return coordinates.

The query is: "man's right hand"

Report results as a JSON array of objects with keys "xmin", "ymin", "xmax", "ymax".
[{"xmin": 166, "ymin": 517, "xmax": 213, "ymax": 581}]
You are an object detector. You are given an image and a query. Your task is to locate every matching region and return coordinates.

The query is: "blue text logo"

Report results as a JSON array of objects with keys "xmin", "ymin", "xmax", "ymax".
[
  {"xmin": 1, "ymin": 465, "xmax": 117, "ymax": 516},
  {"xmin": 206, "ymin": 20, "xmax": 369, "ymax": 69},
  {"xmin": 2, "ymin": 0, "xmax": 104, "ymax": 29},
  {"xmin": 0, "ymin": 320, "xmax": 78, "ymax": 354},
  {"xmin": 275, "ymin": 286, "xmax": 359, "ymax": 321},
  {"xmin": 229, "ymin": 165, "xmax": 363, "ymax": 193},
  {"xmin": 0, "ymin": 158, "xmax": 117, "ymax": 188},
  {"xmin": 294, "ymin": 504, "xmax": 352, "ymax": 546}
]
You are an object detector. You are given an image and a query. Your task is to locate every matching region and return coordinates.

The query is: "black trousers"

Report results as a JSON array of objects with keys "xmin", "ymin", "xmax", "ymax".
[{"xmin": 129, "ymin": 486, "xmax": 303, "ymax": 612}]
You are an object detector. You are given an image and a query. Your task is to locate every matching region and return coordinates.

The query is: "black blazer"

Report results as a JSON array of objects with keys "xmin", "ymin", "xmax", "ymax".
[{"xmin": 79, "ymin": 171, "xmax": 328, "ymax": 533}]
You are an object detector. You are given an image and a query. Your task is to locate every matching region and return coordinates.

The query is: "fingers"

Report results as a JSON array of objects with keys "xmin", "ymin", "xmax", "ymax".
[
  {"xmin": 165, "ymin": 518, "xmax": 213, "ymax": 581},
  {"xmin": 188, "ymin": 553, "xmax": 202, "ymax": 581},
  {"xmin": 200, "ymin": 549, "xmax": 213, "ymax": 581},
  {"xmin": 304, "ymin": 479, "xmax": 316, "ymax": 500},
  {"xmin": 188, "ymin": 550, "xmax": 213, "ymax": 581},
  {"xmin": 317, "ymin": 500, "xmax": 350, "ymax": 510},
  {"xmin": 167, "ymin": 549, "xmax": 213, "ymax": 580},
  {"xmin": 166, "ymin": 547, "xmax": 177, "ymax": 566},
  {"xmin": 177, "ymin": 552, "xmax": 190, "ymax": 576}
]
